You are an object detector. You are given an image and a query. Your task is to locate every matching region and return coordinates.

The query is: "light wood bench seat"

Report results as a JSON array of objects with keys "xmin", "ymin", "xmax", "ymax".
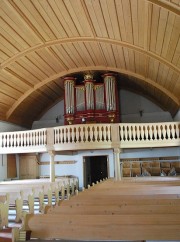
[{"xmin": 24, "ymin": 213, "xmax": 180, "ymax": 240}]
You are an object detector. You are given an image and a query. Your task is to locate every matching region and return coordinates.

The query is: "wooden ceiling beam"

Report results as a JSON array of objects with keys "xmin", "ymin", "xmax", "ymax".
[
  {"xmin": 147, "ymin": 0, "xmax": 180, "ymax": 15},
  {"xmin": 1, "ymin": 38, "xmax": 179, "ymax": 74}
]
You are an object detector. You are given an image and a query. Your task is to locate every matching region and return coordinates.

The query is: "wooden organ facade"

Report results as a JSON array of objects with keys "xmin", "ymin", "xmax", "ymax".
[{"xmin": 64, "ymin": 73, "xmax": 119, "ymax": 125}]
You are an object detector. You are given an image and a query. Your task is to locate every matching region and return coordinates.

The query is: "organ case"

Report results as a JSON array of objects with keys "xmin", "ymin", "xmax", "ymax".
[{"xmin": 64, "ymin": 73, "xmax": 119, "ymax": 124}]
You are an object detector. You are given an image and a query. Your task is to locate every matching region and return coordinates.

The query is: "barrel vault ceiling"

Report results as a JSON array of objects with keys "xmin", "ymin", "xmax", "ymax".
[{"xmin": 0, "ymin": 0, "xmax": 180, "ymax": 128}]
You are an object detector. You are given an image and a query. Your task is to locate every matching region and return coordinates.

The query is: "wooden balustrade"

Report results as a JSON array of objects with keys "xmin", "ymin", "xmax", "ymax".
[{"xmin": 0, "ymin": 122, "xmax": 179, "ymax": 154}]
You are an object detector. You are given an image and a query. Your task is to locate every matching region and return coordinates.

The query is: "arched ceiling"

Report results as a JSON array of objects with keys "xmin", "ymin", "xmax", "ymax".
[{"xmin": 0, "ymin": 0, "xmax": 180, "ymax": 128}]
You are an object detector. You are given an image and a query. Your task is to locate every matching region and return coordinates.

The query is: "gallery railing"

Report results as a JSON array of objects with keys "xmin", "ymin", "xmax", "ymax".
[{"xmin": 0, "ymin": 122, "xmax": 179, "ymax": 153}]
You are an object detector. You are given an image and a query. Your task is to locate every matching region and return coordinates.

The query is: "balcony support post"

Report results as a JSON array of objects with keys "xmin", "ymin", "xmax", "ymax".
[
  {"xmin": 114, "ymin": 148, "xmax": 122, "ymax": 181},
  {"xmin": 49, "ymin": 150, "xmax": 55, "ymax": 182}
]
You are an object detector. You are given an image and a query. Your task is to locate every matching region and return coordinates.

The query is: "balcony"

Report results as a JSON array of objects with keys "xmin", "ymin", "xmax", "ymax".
[{"xmin": 0, "ymin": 122, "xmax": 179, "ymax": 154}]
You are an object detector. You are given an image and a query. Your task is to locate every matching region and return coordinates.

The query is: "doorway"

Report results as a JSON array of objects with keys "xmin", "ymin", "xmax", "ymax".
[{"xmin": 83, "ymin": 156, "xmax": 108, "ymax": 188}]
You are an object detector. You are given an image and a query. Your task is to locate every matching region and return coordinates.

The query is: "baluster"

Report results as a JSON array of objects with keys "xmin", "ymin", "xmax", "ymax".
[
  {"xmin": 167, "ymin": 124, "xmax": 170, "ymax": 139},
  {"xmin": 131, "ymin": 125, "xmax": 135, "ymax": 141},
  {"xmin": 149, "ymin": 125, "xmax": 153, "ymax": 140},
  {"xmin": 108, "ymin": 125, "xmax": 111, "ymax": 141},
  {"xmin": 171, "ymin": 124, "xmax": 175, "ymax": 139},
  {"xmin": 119, "ymin": 125, "xmax": 123, "ymax": 141},
  {"xmin": 154, "ymin": 125, "xmax": 157, "ymax": 140},
  {"xmin": 124, "ymin": 125, "xmax": 128, "ymax": 141},
  {"xmin": 94, "ymin": 126, "xmax": 98, "ymax": 142},
  {"xmin": 71, "ymin": 127, "xmax": 75, "ymax": 143},
  {"xmin": 85, "ymin": 126, "xmax": 89, "ymax": 142},
  {"xmin": 89, "ymin": 126, "xmax": 93, "ymax": 141},
  {"xmin": 162, "ymin": 124, "xmax": 166, "ymax": 140},
  {"xmin": 67, "ymin": 127, "xmax": 71, "ymax": 143},
  {"xmin": 104, "ymin": 126, "xmax": 107, "ymax": 142},
  {"xmin": 58, "ymin": 128, "xmax": 62, "ymax": 143},
  {"xmin": 128, "ymin": 126, "xmax": 132, "ymax": 141},
  {"xmin": 63, "ymin": 128, "xmax": 67, "ymax": 143},
  {"xmin": 7, "ymin": 134, "xmax": 9, "ymax": 148},
  {"xmin": 99, "ymin": 125, "xmax": 103, "ymax": 142},
  {"xmin": 3, "ymin": 135, "xmax": 7, "ymax": 147}
]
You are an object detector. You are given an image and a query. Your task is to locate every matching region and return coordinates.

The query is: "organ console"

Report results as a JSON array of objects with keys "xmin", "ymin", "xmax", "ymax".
[{"xmin": 64, "ymin": 73, "xmax": 119, "ymax": 125}]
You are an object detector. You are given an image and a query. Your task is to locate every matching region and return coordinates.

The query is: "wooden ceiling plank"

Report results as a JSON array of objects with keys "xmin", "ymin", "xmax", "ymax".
[
  {"xmin": 161, "ymin": 12, "xmax": 176, "ymax": 58},
  {"xmin": 117, "ymin": 46, "xmax": 126, "ymax": 70},
  {"xmin": 63, "ymin": 0, "xmax": 87, "ymax": 37},
  {"xmin": 30, "ymin": 0, "xmax": 61, "ymax": 39},
  {"xmin": 46, "ymin": 82, "xmax": 63, "ymax": 97},
  {"xmin": 41, "ymin": 47, "xmax": 66, "ymax": 73},
  {"xmin": 66, "ymin": 0, "xmax": 92, "ymax": 37},
  {"xmin": 115, "ymin": 0, "xmax": 127, "ymax": 42},
  {"xmin": 99, "ymin": 43, "xmax": 116, "ymax": 67},
  {"xmin": 166, "ymin": 15, "xmax": 180, "ymax": 62},
  {"xmin": 62, "ymin": 43, "xmax": 85, "ymax": 67},
  {"xmin": 4, "ymin": 67, "xmax": 34, "ymax": 88},
  {"xmin": 0, "ymin": 25, "xmax": 23, "ymax": 54},
  {"xmin": 35, "ymin": 49, "xmax": 60, "ymax": 74},
  {"xmin": 122, "ymin": 47, "xmax": 130, "ymax": 70},
  {"xmin": 0, "ymin": 50, "xmax": 9, "ymax": 63},
  {"xmin": 84, "ymin": 42, "xmax": 102, "ymax": 66},
  {"xmin": 0, "ymin": 28, "xmax": 20, "ymax": 55},
  {"xmin": 134, "ymin": 51, "xmax": 140, "ymax": 74},
  {"xmin": 26, "ymin": 52, "xmax": 54, "ymax": 78},
  {"xmin": 18, "ymin": 56, "xmax": 48, "ymax": 80},
  {"xmin": 156, "ymin": 8, "xmax": 169, "ymax": 55},
  {"xmin": 0, "ymin": 70, "xmax": 31, "ymax": 92},
  {"xmin": 84, "ymin": 0, "xmax": 107, "ymax": 38},
  {"xmin": 40, "ymin": 85, "xmax": 59, "ymax": 100},
  {"xmin": 54, "ymin": 0, "xmax": 79, "ymax": 37},
  {"xmin": 0, "ymin": 82, "xmax": 22, "ymax": 99},
  {"xmin": 171, "ymin": 72, "xmax": 180, "ymax": 93},
  {"xmin": 171, "ymin": 38, "xmax": 180, "ymax": 65},
  {"xmin": 147, "ymin": 0, "xmax": 180, "ymax": 15},
  {"xmin": 2, "ymin": 0, "xmax": 41, "ymax": 46},
  {"xmin": 128, "ymin": 49, "xmax": 136, "ymax": 73},
  {"xmin": 121, "ymin": 0, "xmax": 134, "ymax": 44},
  {"xmin": 0, "ymin": 40, "xmax": 14, "ymax": 58},
  {"xmin": 38, "ymin": 0, "xmax": 67, "ymax": 38},
  {"xmin": 139, "ymin": 0, "xmax": 147, "ymax": 49},
  {"xmin": 74, "ymin": 42, "xmax": 95, "ymax": 66},
  {"xmin": 14, "ymin": 0, "xmax": 51, "ymax": 42},
  {"xmin": 52, "ymin": 45, "xmax": 76, "ymax": 69},
  {"xmin": 0, "ymin": 92, "xmax": 16, "ymax": 104},
  {"xmin": 130, "ymin": 0, "xmax": 139, "ymax": 46},
  {"xmin": 8, "ymin": 62, "xmax": 40, "ymax": 85},
  {"xmin": 106, "ymin": 0, "xmax": 121, "ymax": 39},
  {"xmin": 99, "ymin": 0, "xmax": 114, "ymax": 39},
  {"xmin": 149, "ymin": 4, "xmax": 160, "ymax": 52},
  {"xmin": 0, "ymin": 16, "xmax": 29, "ymax": 50},
  {"xmin": 112, "ymin": 45, "xmax": 123, "ymax": 69},
  {"xmin": 31, "ymin": 50, "xmax": 57, "ymax": 76},
  {"xmin": 21, "ymin": 0, "xmax": 55, "ymax": 40}
]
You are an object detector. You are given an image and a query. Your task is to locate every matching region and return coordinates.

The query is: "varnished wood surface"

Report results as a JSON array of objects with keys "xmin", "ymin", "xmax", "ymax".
[
  {"xmin": 25, "ymin": 178, "xmax": 180, "ymax": 241},
  {"xmin": 0, "ymin": 0, "xmax": 179, "ymax": 127}
]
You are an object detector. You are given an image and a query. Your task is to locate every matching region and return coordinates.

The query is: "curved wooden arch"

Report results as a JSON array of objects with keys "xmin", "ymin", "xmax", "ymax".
[
  {"xmin": 6, "ymin": 66, "xmax": 179, "ymax": 119},
  {"xmin": 1, "ymin": 38, "xmax": 179, "ymax": 74}
]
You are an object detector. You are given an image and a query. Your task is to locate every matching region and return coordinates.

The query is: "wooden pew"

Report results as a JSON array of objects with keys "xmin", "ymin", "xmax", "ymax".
[{"xmin": 23, "ymin": 213, "xmax": 180, "ymax": 240}]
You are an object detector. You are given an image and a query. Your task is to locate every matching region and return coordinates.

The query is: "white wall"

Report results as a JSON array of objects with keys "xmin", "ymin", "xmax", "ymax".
[
  {"xmin": 32, "ymin": 101, "xmax": 64, "ymax": 129},
  {"xmin": 0, "ymin": 121, "xmax": 27, "ymax": 132},
  {"xmin": 120, "ymin": 90, "xmax": 173, "ymax": 123},
  {"xmin": 0, "ymin": 155, "xmax": 7, "ymax": 181},
  {"xmin": 39, "ymin": 149, "xmax": 114, "ymax": 188},
  {"xmin": 174, "ymin": 109, "xmax": 180, "ymax": 121}
]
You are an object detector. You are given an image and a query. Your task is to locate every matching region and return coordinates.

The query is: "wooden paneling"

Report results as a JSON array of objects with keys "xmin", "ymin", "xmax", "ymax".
[
  {"xmin": 7, "ymin": 154, "xmax": 17, "ymax": 178},
  {"xmin": 19, "ymin": 154, "xmax": 39, "ymax": 179},
  {"xmin": 0, "ymin": 0, "xmax": 179, "ymax": 127}
]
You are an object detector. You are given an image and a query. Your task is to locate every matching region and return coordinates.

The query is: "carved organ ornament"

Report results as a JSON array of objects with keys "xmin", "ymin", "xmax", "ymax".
[{"xmin": 64, "ymin": 73, "xmax": 119, "ymax": 125}]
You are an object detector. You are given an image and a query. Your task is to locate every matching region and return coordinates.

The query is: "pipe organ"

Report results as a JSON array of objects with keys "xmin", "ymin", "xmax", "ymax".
[{"xmin": 64, "ymin": 73, "xmax": 119, "ymax": 124}]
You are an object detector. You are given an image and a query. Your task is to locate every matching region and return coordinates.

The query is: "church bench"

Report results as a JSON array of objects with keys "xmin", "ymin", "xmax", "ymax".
[
  {"xmin": 23, "ymin": 213, "xmax": 180, "ymax": 240},
  {"xmin": 46, "ymin": 203, "xmax": 180, "ymax": 215}
]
